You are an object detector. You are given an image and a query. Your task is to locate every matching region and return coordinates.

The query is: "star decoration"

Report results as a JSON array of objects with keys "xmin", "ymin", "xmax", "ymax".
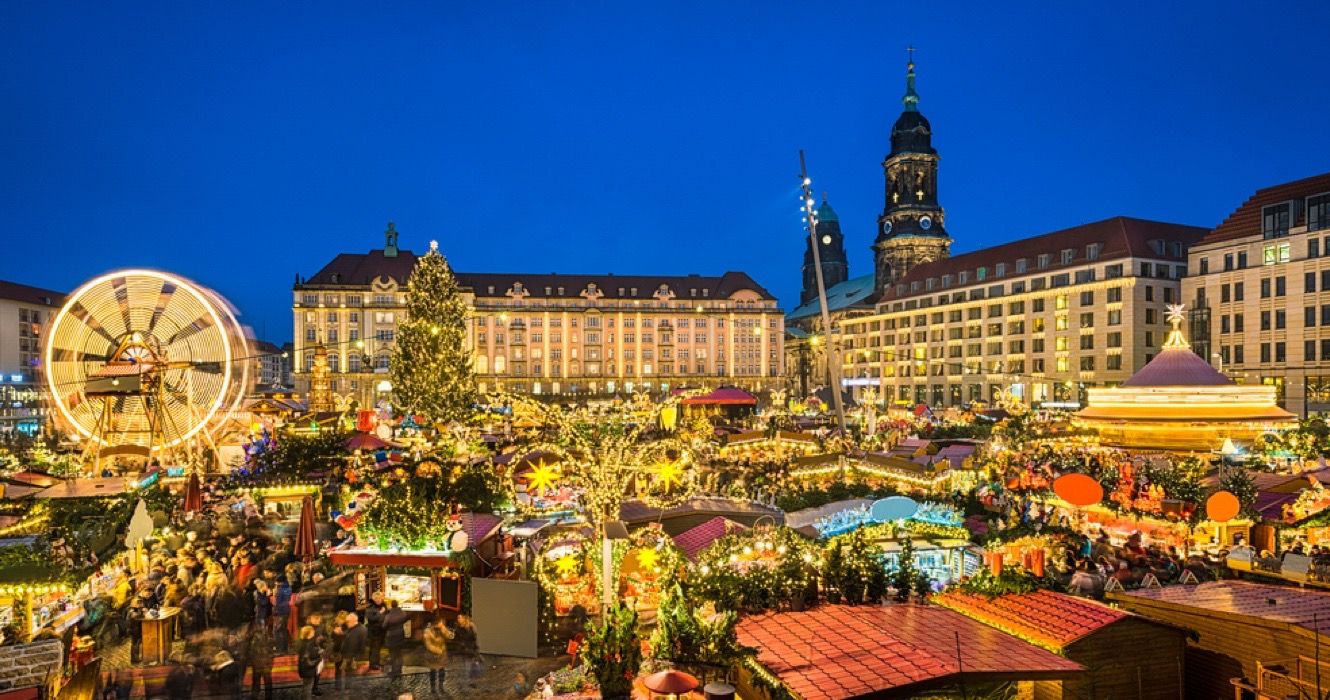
[
  {"xmin": 554, "ymin": 554, "xmax": 579, "ymax": 579},
  {"xmin": 527, "ymin": 461, "xmax": 560, "ymax": 495},
  {"xmin": 654, "ymin": 460, "xmax": 684, "ymax": 492},
  {"xmin": 635, "ymin": 547, "xmax": 659, "ymax": 571}
]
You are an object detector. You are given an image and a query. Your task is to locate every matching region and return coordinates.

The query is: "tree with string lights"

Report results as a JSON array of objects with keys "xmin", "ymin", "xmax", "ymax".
[{"xmin": 390, "ymin": 241, "xmax": 476, "ymax": 425}]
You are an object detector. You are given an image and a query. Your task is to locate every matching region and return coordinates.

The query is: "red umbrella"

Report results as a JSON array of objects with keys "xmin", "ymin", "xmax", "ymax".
[
  {"xmin": 293, "ymin": 496, "xmax": 317, "ymax": 563},
  {"xmin": 182, "ymin": 472, "xmax": 204, "ymax": 513},
  {"xmin": 642, "ymin": 670, "xmax": 700, "ymax": 695},
  {"xmin": 343, "ymin": 432, "xmax": 390, "ymax": 452}
]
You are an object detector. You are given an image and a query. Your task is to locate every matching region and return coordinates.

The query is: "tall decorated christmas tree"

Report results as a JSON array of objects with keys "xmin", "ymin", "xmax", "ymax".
[{"xmin": 390, "ymin": 240, "xmax": 477, "ymax": 425}]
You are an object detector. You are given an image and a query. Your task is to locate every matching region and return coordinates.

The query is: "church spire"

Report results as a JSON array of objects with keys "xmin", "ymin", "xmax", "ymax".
[{"xmin": 902, "ymin": 46, "xmax": 919, "ymax": 113}]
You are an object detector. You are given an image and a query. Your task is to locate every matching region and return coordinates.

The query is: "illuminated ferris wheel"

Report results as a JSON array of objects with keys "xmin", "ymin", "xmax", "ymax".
[{"xmin": 43, "ymin": 269, "xmax": 251, "ymax": 468}]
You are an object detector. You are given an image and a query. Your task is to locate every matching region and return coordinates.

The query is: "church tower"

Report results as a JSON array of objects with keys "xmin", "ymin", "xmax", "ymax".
[
  {"xmin": 801, "ymin": 197, "xmax": 849, "ymax": 305},
  {"xmin": 873, "ymin": 52, "xmax": 951, "ymax": 296}
]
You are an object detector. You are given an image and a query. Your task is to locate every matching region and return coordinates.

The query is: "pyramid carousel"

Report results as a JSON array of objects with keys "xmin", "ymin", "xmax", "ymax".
[{"xmin": 1075, "ymin": 304, "xmax": 1294, "ymax": 450}]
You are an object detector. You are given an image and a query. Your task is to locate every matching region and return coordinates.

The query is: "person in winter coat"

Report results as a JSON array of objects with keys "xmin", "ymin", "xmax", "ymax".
[
  {"xmin": 335, "ymin": 612, "xmax": 368, "ymax": 690},
  {"xmin": 164, "ymin": 658, "xmax": 194, "ymax": 700},
  {"xmin": 248, "ymin": 627, "xmax": 276, "ymax": 700},
  {"xmin": 382, "ymin": 600, "xmax": 410, "ymax": 679},
  {"xmin": 252, "ymin": 580, "xmax": 273, "ymax": 629},
  {"xmin": 421, "ymin": 616, "xmax": 454, "ymax": 694},
  {"xmin": 271, "ymin": 579, "xmax": 293, "ymax": 652},
  {"xmin": 360, "ymin": 591, "xmax": 387, "ymax": 671},
  {"xmin": 297, "ymin": 626, "xmax": 324, "ymax": 700},
  {"xmin": 211, "ymin": 650, "xmax": 242, "ymax": 700}
]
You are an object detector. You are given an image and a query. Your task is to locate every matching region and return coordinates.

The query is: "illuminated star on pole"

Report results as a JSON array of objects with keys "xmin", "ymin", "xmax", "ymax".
[
  {"xmin": 654, "ymin": 460, "xmax": 684, "ymax": 492},
  {"xmin": 554, "ymin": 554, "xmax": 579, "ymax": 578},
  {"xmin": 527, "ymin": 461, "xmax": 560, "ymax": 495},
  {"xmin": 635, "ymin": 547, "xmax": 659, "ymax": 571}
]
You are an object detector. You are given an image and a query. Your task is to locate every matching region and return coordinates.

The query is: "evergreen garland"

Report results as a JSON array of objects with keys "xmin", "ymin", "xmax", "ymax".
[{"xmin": 389, "ymin": 243, "xmax": 477, "ymax": 426}]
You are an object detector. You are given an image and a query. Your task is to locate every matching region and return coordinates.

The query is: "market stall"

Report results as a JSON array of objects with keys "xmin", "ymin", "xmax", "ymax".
[{"xmin": 328, "ymin": 545, "xmax": 467, "ymax": 623}]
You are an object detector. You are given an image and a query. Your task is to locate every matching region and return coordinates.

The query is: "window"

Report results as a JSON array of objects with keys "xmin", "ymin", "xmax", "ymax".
[
  {"xmin": 1080, "ymin": 312, "xmax": 1094, "ymax": 327},
  {"xmin": 1061, "ymin": 249, "xmax": 1074, "ymax": 264},
  {"xmin": 1107, "ymin": 354, "xmax": 1123, "ymax": 370},
  {"xmin": 1105, "ymin": 263, "xmax": 1123, "ymax": 279},
  {"xmin": 1238, "ymin": 251, "xmax": 1248, "ymax": 268},
  {"xmin": 1234, "ymin": 282, "xmax": 1244, "ymax": 301},
  {"xmin": 1033, "ymin": 338, "xmax": 1045, "ymax": 352},
  {"xmin": 1080, "ymin": 335, "xmax": 1094, "ymax": 350},
  {"xmin": 1080, "ymin": 291, "xmax": 1094, "ymax": 306},
  {"xmin": 1310, "ymin": 194, "xmax": 1330, "ymax": 232},
  {"xmin": 1310, "ymin": 272, "xmax": 1318, "ymax": 294},
  {"xmin": 1261, "ymin": 311, "xmax": 1271, "ymax": 331},
  {"xmin": 1261, "ymin": 279, "xmax": 1271, "ymax": 298},
  {"xmin": 1261, "ymin": 343, "xmax": 1271, "ymax": 363},
  {"xmin": 1107, "ymin": 332, "xmax": 1122, "ymax": 347},
  {"xmin": 1277, "ymin": 342, "xmax": 1287, "ymax": 363},
  {"xmin": 1145, "ymin": 286, "xmax": 1154, "ymax": 302},
  {"xmin": 1056, "ymin": 336, "xmax": 1069, "ymax": 352},
  {"xmin": 1234, "ymin": 314, "xmax": 1244, "ymax": 332},
  {"xmin": 1033, "ymin": 298, "xmax": 1045, "ymax": 313},
  {"xmin": 1108, "ymin": 309, "xmax": 1122, "ymax": 325},
  {"xmin": 1145, "ymin": 331, "xmax": 1154, "ymax": 347},
  {"xmin": 1307, "ymin": 307, "xmax": 1317, "ymax": 328},
  {"xmin": 1234, "ymin": 346, "xmax": 1244, "ymax": 364},
  {"xmin": 1198, "ymin": 258, "xmax": 1209, "ymax": 275},
  {"xmin": 1146, "ymin": 308, "xmax": 1156, "ymax": 324},
  {"xmin": 1080, "ymin": 356, "xmax": 1095, "ymax": 371},
  {"xmin": 1313, "ymin": 239, "xmax": 1323, "ymax": 259},
  {"xmin": 1056, "ymin": 356, "xmax": 1069, "ymax": 372},
  {"xmin": 1223, "ymin": 253, "xmax": 1234, "ymax": 271},
  {"xmin": 1277, "ymin": 276, "xmax": 1287, "ymax": 297},
  {"xmin": 1087, "ymin": 243, "xmax": 1101, "ymax": 260},
  {"xmin": 1263, "ymin": 202, "xmax": 1291, "ymax": 239},
  {"xmin": 1221, "ymin": 284, "xmax": 1231, "ymax": 303},
  {"xmin": 1223, "ymin": 315, "xmax": 1232, "ymax": 333},
  {"xmin": 1107, "ymin": 287, "xmax": 1122, "ymax": 303},
  {"xmin": 1276, "ymin": 310, "xmax": 1286, "ymax": 329},
  {"xmin": 1037, "ymin": 254, "xmax": 1050, "ymax": 269},
  {"xmin": 1016, "ymin": 258, "xmax": 1028, "ymax": 273}
]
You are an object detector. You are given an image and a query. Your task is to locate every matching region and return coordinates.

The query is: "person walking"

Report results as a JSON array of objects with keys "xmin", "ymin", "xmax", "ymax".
[
  {"xmin": 360, "ymin": 591, "xmax": 387, "ymax": 671},
  {"xmin": 272, "ymin": 577, "xmax": 293, "ymax": 653},
  {"xmin": 382, "ymin": 600, "xmax": 410, "ymax": 680},
  {"xmin": 297, "ymin": 626, "xmax": 324, "ymax": 700},
  {"xmin": 421, "ymin": 616, "xmax": 453, "ymax": 695},
  {"xmin": 211, "ymin": 650, "xmax": 242, "ymax": 700},
  {"xmin": 335, "ymin": 612, "xmax": 367, "ymax": 690},
  {"xmin": 248, "ymin": 626, "xmax": 276, "ymax": 700},
  {"xmin": 252, "ymin": 580, "xmax": 273, "ymax": 631},
  {"xmin": 451, "ymin": 615, "xmax": 483, "ymax": 684},
  {"xmin": 164, "ymin": 658, "xmax": 194, "ymax": 700}
]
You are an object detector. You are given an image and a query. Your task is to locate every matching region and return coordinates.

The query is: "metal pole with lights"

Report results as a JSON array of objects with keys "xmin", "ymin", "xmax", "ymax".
[{"xmin": 799, "ymin": 151, "xmax": 847, "ymax": 434}]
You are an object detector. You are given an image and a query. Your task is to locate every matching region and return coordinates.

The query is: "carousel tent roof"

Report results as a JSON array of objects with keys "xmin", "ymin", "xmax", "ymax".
[{"xmin": 1121, "ymin": 345, "xmax": 1232, "ymax": 387}]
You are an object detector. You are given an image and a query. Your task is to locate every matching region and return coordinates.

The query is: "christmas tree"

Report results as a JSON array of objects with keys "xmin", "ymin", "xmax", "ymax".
[{"xmin": 390, "ymin": 241, "xmax": 477, "ymax": 425}]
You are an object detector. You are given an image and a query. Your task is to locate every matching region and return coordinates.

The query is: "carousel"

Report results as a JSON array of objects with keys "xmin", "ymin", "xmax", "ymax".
[{"xmin": 1075, "ymin": 304, "xmax": 1295, "ymax": 451}]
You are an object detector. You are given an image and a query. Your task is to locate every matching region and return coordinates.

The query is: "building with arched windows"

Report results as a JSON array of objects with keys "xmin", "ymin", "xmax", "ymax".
[{"xmin": 293, "ymin": 224, "xmax": 784, "ymax": 408}]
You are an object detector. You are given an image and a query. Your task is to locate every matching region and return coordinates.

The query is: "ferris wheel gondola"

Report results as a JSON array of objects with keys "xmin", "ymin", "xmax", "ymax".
[{"xmin": 43, "ymin": 269, "xmax": 251, "ymax": 469}]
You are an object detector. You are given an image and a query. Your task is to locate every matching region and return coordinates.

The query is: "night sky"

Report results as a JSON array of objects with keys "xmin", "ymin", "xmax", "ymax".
[{"xmin": 3, "ymin": 1, "xmax": 1327, "ymax": 343}]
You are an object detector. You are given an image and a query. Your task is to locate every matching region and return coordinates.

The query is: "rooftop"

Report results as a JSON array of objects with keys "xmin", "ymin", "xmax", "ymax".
[
  {"xmin": 737, "ymin": 604, "xmax": 1082, "ymax": 700},
  {"xmin": 879, "ymin": 217, "xmax": 1207, "ymax": 304},
  {"xmin": 787, "ymin": 274, "xmax": 875, "ymax": 322},
  {"xmin": 933, "ymin": 589, "xmax": 1129, "ymax": 651},
  {"xmin": 0, "ymin": 279, "xmax": 63, "ymax": 307},
  {"xmin": 670, "ymin": 516, "xmax": 745, "ymax": 562},
  {"xmin": 299, "ymin": 249, "xmax": 776, "ymax": 301},
  {"xmin": 1114, "ymin": 580, "xmax": 1330, "ymax": 636},
  {"xmin": 1203, "ymin": 171, "xmax": 1330, "ymax": 246}
]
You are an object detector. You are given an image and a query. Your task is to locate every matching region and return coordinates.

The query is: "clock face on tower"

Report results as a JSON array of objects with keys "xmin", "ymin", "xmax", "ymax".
[
  {"xmin": 821, "ymin": 234, "xmax": 832, "ymax": 245},
  {"xmin": 919, "ymin": 215, "xmax": 933, "ymax": 230},
  {"xmin": 882, "ymin": 220, "xmax": 892, "ymax": 235}
]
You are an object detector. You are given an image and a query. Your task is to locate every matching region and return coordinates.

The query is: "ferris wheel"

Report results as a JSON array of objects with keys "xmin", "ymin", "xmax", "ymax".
[{"xmin": 43, "ymin": 269, "xmax": 252, "ymax": 467}]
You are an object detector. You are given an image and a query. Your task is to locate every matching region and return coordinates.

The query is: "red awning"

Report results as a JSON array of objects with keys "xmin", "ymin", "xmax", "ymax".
[{"xmin": 682, "ymin": 387, "xmax": 756, "ymax": 405}]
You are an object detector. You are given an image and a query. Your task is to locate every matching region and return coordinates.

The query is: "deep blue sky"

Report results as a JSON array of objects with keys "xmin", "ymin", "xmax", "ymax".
[{"xmin": 3, "ymin": 2, "xmax": 1328, "ymax": 343}]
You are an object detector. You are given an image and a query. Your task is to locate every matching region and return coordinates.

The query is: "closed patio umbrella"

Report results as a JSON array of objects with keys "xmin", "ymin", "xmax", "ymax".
[
  {"xmin": 293, "ymin": 496, "xmax": 317, "ymax": 563},
  {"xmin": 182, "ymin": 472, "xmax": 204, "ymax": 513}
]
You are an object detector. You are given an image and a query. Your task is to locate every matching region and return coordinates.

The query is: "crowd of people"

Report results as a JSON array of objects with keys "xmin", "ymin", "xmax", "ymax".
[
  {"xmin": 1064, "ymin": 531, "xmax": 1217, "ymax": 598},
  {"xmin": 98, "ymin": 499, "xmax": 485, "ymax": 699}
]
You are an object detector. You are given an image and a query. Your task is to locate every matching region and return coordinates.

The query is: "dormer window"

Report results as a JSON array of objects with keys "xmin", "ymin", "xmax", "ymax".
[
  {"xmin": 1309, "ymin": 193, "xmax": 1330, "ymax": 232},
  {"xmin": 701, "ymin": 289, "xmax": 708, "ymax": 297},
  {"xmin": 995, "ymin": 262, "xmax": 1006, "ymax": 277},
  {"xmin": 1263, "ymin": 202, "xmax": 1291, "ymax": 239},
  {"xmin": 487, "ymin": 286, "xmax": 495, "ymax": 294},
  {"xmin": 1086, "ymin": 243, "xmax": 1101, "ymax": 260},
  {"xmin": 1061, "ymin": 249, "xmax": 1075, "ymax": 264},
  {"xmin": 976, "ymin": 266, "xmax": 987, "ymax": 281},
  {"xmin": 942, "ymin": 274, "xmax": 953, "ymax": 287},
  {"xmin": 630, "ymin": 288, "xmax": 638, "ymax": 296},
  {"xmin": 958, "ymin": 271, "xmax": 968, "ymax": 285},
  {"xmin": 545, "ymin": 287, "xmax": 552, "ymax": 295},
  {"xmin": 557, "ymin": 287, "xmax": 565, "ymax": 295},
  {"xmin": 926, "ymin": 278, "xmax": 936, "ymax": 290},
  {"xmin": 1037, "ymin": 254, "xmax": 1050, "ymax": 269}
]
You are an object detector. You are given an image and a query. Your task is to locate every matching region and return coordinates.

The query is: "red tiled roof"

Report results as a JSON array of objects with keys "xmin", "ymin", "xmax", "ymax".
[
  {"xmin": 737, "ymin": 605, "xmax": 1082, "ymax": 700},
  {"xmin": 671, "ymin": 516, "xmax": 745, "ymax": 561},
  {"xmin": 1120, "ymin": 580, "xmax": 1330, "ymax": 636},
  {"xmin": 879, "ymin": 217, "xmax": 1206, "ymax": 303},
  {"xmin": 462, "ymin": 512, "xmax": 504, "ymax": 545},
  {"xmin": 1120, "ymin": 346, "xmax": 1233, "ymax": 387},
  {"xmin": 298, "ymin": 249, "xmax": 776, "ymax": 301},
  {"xmin": 1203, "ymin": 171, "xmax": 1330, "ymax": 245},
  {"xmin": 933, "ymin": 590, "xmax": 1128, "ymax": 651}
]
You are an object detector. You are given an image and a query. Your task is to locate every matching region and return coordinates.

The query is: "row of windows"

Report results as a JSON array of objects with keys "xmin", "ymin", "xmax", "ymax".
[
  {"xmin": 886, "ymin": 354, "xmax": 1123, "ymax": 376},
  {"xmin": 901, "ymin": 242, "xmax": 1194, "ymax": 295},
  {"xmin": 1262, "ymin": 194, "xmax": 1330, "ymax": 239},
  {"xmin": 890, "ymin": 267, "xmax": 1181, "ymax": 313},
  {"xmin": 475, "ymin": 316, "xmax": 778, "ymax": 329},
  {"xmin": 846, "ymin": 287, "xmax": 1170, "ymax": 336}
]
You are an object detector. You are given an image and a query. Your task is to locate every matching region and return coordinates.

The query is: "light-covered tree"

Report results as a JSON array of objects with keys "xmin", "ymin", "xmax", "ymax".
[{"xmin": 390, "ymin": 241, "xmax": 476, "ymax": 425}]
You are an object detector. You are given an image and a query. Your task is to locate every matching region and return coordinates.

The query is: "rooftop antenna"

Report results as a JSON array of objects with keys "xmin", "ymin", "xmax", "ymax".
[{"xmin": 798, "ymin": 150, "xmax": 847, "ymax": 434}]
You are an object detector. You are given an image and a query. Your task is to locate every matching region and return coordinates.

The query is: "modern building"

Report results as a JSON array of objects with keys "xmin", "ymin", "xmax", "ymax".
[
  {"xmin": 788, "ymin": 58, "xmax": 1207, "ymax": 408},
  {"xmin": 0, "ymin": 280, "xmax": 63, "ymax": 435},
  {"xmin": 1182, "ymin": 171, "xmax": 1330, "ymax": 417},
  {"xmin": 293, "ymin": 224, "xmax": 784, "ymax": 408}
]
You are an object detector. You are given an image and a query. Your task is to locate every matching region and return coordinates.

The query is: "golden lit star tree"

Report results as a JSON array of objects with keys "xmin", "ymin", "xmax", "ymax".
[{"xmin": 389, "ymin": 240, "xmax": 477, "ymax": 425}]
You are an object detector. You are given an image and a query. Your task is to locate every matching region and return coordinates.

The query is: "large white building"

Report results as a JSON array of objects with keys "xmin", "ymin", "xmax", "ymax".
[{"xmin": 292, "ymin": 225, "xmax": 784, "ymax": 407}]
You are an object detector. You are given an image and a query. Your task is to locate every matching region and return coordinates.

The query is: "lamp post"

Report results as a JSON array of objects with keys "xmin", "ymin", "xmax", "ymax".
[{"xmin": 798, "ymin": 151, "xmax": 847, "ymax": 434}]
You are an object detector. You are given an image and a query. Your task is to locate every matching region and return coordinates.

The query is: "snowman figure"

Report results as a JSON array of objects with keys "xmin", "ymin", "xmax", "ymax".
[{"xmin": 442, "ymin": 513, "xmax": 469, "ymax": 553}]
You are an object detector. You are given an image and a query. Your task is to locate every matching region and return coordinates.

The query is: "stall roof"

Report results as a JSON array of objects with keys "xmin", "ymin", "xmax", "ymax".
[
  {"xmin": 35, "ymin": 478, "xmax": 132, "ymax": 499},
  {"xmin": 671, "ymin": 516, "xmax": 745, "ymax": 562},
  {"xmin": 934, "ymin": 590, "xmax": 1129, "ymax": 651},
  {"xmin": 1111, "ymin": 580, "xmax": 1330, "ymax": 637},
  {"xmin": 681, "ymin": 387, "xmax": 756, "ymax": 405},
  {"xmin": 737, "ymin": 604, "xmax": 1082, "ymax": 699}
]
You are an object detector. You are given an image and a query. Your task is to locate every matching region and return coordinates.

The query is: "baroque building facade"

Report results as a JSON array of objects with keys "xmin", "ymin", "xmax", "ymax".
[
  {"xmin": 1183, "ymin": 171, "xmax": 1330, "ymax": 417},
  {"xmin": 293, "ymin": 225, "xmax": 784, "ymax": 408}
]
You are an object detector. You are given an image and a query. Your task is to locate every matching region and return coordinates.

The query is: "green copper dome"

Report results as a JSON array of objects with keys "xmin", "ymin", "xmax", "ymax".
[{"xmin": 816, "ymin": 198, "xmax": 839, "ymax": 223}]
